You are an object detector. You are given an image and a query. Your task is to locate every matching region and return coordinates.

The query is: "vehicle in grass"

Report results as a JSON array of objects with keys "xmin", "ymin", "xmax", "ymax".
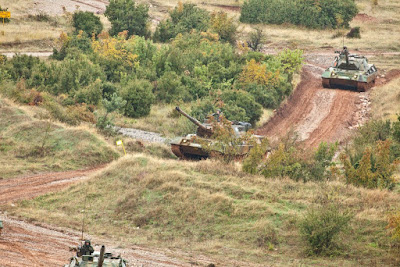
[
  {"xmin": 171, "ymin": 107, "xmax": 262, "ymax": 160},
  {"xmin": 321, "ymin": 47, "xmax": 378, "ymax": 92},
  {"xmin": 64, "ymin": 245, "xmax": 127, "ymax": 267}
]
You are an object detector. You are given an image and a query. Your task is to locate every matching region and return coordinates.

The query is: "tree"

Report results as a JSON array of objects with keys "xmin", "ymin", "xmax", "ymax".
[
  {"xmin": 105, "ymin": 0, "xmax": 149, "ymax": 38},
  {"xmin": 72, "ymin": 11, "xmax": 103, "ymax": 37},
  {"xmin": 96, "ymin": 93, "xmax": 127, "ymax": 132}
]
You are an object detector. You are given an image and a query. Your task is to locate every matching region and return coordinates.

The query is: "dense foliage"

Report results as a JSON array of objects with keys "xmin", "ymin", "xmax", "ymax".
[
  {"xmin": 340, "ymin": 118, "xmax": 400, "ymax": 189},
  {"xmin": 105, "ymin": 0, "xmax": 149, "ymax": 37},
  {"xmin": 72, "ymin": 11, "xmax": 103, "ymax": 36},
  {"xmin": 299, "ymin": 204, "xmax": 351, "ymax": 255},
  {"xmin": 153, "ymin": 3, "xmax": 210, "ymax": 42},
  {"xmin": 240, "ymin": 0, "xmax": 358, "ymax": 29},
  {"xmin": 0, "ymin": 4, "xmax": 302, "ymax": 128}
]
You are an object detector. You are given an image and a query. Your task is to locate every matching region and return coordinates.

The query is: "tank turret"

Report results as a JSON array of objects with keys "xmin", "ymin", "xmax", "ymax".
[
  {"xmin": 322, "ymin": 47, "xmax": 378, "ymax": 92},
  {"xmin": 175, "ymin": 107, "xmax": 213, "ymax": 137}
]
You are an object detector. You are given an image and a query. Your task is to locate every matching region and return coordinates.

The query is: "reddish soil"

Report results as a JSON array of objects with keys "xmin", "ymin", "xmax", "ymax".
[
  {"xmin": 0, "ymin": 167, "xmax": 103, "ymax": 204},
  {"xmin": 256, "ymin": 62, "xmax": 400, "ymax": 149}
]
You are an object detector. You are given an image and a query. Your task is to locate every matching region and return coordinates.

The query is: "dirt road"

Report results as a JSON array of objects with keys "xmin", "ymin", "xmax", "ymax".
[
  {"xmin": 0, "ymin": 169, "xmax": 234, "ymax": 267},
  {"xmin": 256, "ymin": 58, "xmax": 400, "ymax": 148}
]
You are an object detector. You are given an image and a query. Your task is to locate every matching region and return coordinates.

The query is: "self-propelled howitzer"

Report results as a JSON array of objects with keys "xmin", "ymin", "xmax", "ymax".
[{"xmin": 171, "ymin": 107, "xmax": 260, "ymax": 160}]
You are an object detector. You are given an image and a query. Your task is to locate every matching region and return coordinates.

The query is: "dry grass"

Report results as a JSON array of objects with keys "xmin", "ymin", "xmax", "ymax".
[
  {"xmin": 371, "ymin": 77, "xmax": 400, "ymax": 120},
  {"xmin": 12, "ymin": 153, "xmax": 400, "ymax": 266},
  {"xmin": 0, "ymin": 97, "xmax": 119, "ymax": 178},
  {"xmin": 146, "ymin": 0, "xmax": 400, "ymax": 53},
  {"xmin": 114, "ymin": 103, "xmax": 198, "ymax": 137}
]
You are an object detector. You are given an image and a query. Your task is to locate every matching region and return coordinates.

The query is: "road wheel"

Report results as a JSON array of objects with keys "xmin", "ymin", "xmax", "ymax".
[{"xmin": 322, "ymin": 78, "xmax": 330, "ymax": 88}]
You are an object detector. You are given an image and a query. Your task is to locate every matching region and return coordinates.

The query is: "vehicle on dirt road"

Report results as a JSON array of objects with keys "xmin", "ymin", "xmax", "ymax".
[
  {"xmin": 321, "ymin": 47, "xmax": 378, "ymax": 92},
  {"xmin": 0, "ymin": 220, "xmax": 3, "ymax": 235},
  {"xmin": 64, "ymin": 245, "xmax": 127, "ymax": 267},
  {"xmin": 171, "ymin": 107, "xmax": 262, "ymax": 159}
]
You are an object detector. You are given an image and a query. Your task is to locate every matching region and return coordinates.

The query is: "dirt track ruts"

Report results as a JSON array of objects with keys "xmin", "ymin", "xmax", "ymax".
[{"xmin": 256, "ymin": 63, "xmax": 400, "ymax": 148}]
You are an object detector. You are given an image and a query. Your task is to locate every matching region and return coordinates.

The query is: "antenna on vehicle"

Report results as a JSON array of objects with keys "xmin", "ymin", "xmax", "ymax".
[
  {"xmin": 81, "ymin": 190, "xmax": 88, "ymax": 241},
  {"xmin": 342, "ymin": 35, "xmax": 345, "ymax": 48}
]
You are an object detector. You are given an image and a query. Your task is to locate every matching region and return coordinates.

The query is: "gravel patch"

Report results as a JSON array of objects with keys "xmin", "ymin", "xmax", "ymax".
[{"xmin": 117, "ymin": 127, "xmax": 169, "ymax": 144}]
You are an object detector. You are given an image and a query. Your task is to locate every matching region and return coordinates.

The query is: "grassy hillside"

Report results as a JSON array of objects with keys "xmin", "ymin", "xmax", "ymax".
[
  {"xmin": 0, "ymin": 98, "xmax": 119, "ymax": 178},
  {"xmin": 13, "ymin": 154, "xmax": 400, "ymax": 266}
]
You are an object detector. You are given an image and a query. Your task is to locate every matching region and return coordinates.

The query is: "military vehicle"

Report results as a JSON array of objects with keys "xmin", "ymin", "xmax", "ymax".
[
  {"xmin": 0, "ymin": 220, "xmax": 3, "ymax": 235},
  {"xmin": 64, "ymin": 245, "xmax": 127, "ymax": 267},
  {"xmin": 321, "ymin": 47, "xmax": 378, "ymax": 92},
  {"xmin": 171, "ymin": 107, "xmax": 261, "ymax": 159}
]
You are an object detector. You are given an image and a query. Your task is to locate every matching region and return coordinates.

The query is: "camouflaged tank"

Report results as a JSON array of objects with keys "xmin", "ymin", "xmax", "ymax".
[
  {"xmin": 171, "ymin": 107, "xmax": 262, "ymax": 159},
  {"xmin": 64, "ymin": 245, "xmax": 127, "ymax": 267},
  {"xmin": 321, "ymin": 47, "xmax": 378, "ymax": 92}
]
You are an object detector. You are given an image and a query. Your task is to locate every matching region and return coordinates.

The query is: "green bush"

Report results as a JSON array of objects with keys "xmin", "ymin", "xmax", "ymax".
[
  {"xmin": 105, "ymin": 0, "xmax": 149, "ymax": 38},
  {"xmin": 240, "ymin": 0, "xmax": 358, "ymax": 29},
  {"xmin": 155, "ymin": 71, "xmax": 190, "ymax": 103},
  {"xmin": 221, "ymin": 90, "xmax": 262, "ymax": 124},
  {"xmin": 53, "ymin": 55, "xmax": 105, "ymax": 95},
  {"xmin": 72, "ymin": 11, "xmax": 103, "ymax": 37},
  {"xmin": 5, "ymin": 54, "xmax": 40, "ymax": 81},
  {"xmin": 210, "ymin": 11, "xmax": 237, "ymax": 44},
  {"xmin": 153, "ymin": 3, "xmax": 210, "ymax": 42},
  {"xmin": 120, "ymin": 79, "xmax": 154, "ymax": 118},
  {"xmin": 52, "ymin": 32, "xmax": 93, "ymax": 61},
  {"xmin": 74, "ymin": 79, "xmax": 103, "ymax": 105},
  {"xmin": 299, "ymin": 204, "xmax": 351, "ymax": 255}
]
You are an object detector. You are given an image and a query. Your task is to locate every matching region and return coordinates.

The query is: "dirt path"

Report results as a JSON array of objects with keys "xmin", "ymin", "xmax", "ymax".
[
  {"xmin": 255, "ymin": 61, "xmax": 399, "ymax": 148},
  {"xmin": 0, "ymin": 167, "xmax": 103, "ymax": 204}
]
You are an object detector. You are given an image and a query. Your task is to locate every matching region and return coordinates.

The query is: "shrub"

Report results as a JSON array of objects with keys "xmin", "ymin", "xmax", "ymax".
[
  {"xmin": 247, "ymin": 28, "xmax": 265, "ymax": 52},
  {"xmin": 5, "ymin": 54, "xmax": 40, "ymax": 81},
  {"xmin": 72, "ymin": 11, "xmax": 103, "ymax": 37},
  {"xmin": 220, "ymin": 90, "xmax": 262, "ymax": 124},
  {"xmin": 74, "ymin": 79, "xmax": 103, "ymax": 105},
  {"xmin": 346, "ymin": 27, "xmax": 361, "ymax": 38},
  {"xmin": 105, "ymin": 0, "xmax": 149, "ymax": 38},
  {"xmin": 53, "ymin": 55, "xmax": 105, "ymax": 95},
  {"xmin": 340, "ymin": 140, "xmax": 398, "ymax": 190},
  {"xmin": 96, "ymin": 93, "xmax": 126, "ymax": 134},
  {"xmin": 299, "ymin": 204, "xmax": 351, "ymax": 255},
  {"xmin": 120, "ymin": 79, "xmax": 154, "ymax": 118},
  {"xmin": 210, "ymin": 11, "xmax": 237, "ymax": 44},
  {"xmin": 153, "ymin": 3, "xmax": 210, "ymax": 42},
  {"xmin": 155, "ymin": 71, "xmax": 190, "ymax": 103},
  {"xmin": 240, "ymin": 0, "xmax": 358, "ymax": 29},
  {"xmin": 242, "ymin": 138, "xmax": 269, "ymax": 174},
  {"xmin": 52, "ymin": 32, "xmax": 93, "ymax": 60}
]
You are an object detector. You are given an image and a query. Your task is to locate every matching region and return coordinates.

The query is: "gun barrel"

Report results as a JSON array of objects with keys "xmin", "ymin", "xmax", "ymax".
[
  {"xmin": 98, "ymin": 245, "xmax": 105, "ymax": 267},
  {"xmin": 175, "ymin": 107, "xmax": 207, "ymax": 130}
]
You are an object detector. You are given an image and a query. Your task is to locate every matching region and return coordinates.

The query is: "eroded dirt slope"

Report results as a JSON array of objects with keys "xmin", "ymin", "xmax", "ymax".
[{"xmin": 256, "ymin": 58, "xmax": 400, "ymax": 148}]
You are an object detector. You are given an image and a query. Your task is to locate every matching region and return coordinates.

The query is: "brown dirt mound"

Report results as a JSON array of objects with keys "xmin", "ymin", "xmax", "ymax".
[
  {"xmin": 354, "ymin": 13, "xmax": 378, "ymax": 22},
  {"xmin": 207, "ymin": 4, "xmax": 241, "ymax": 12}
]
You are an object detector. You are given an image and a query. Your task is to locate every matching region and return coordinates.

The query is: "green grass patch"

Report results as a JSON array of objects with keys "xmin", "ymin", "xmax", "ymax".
[{"xmin": 0, "ymin": 99, "xmax": 119, "ymax": 178}]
